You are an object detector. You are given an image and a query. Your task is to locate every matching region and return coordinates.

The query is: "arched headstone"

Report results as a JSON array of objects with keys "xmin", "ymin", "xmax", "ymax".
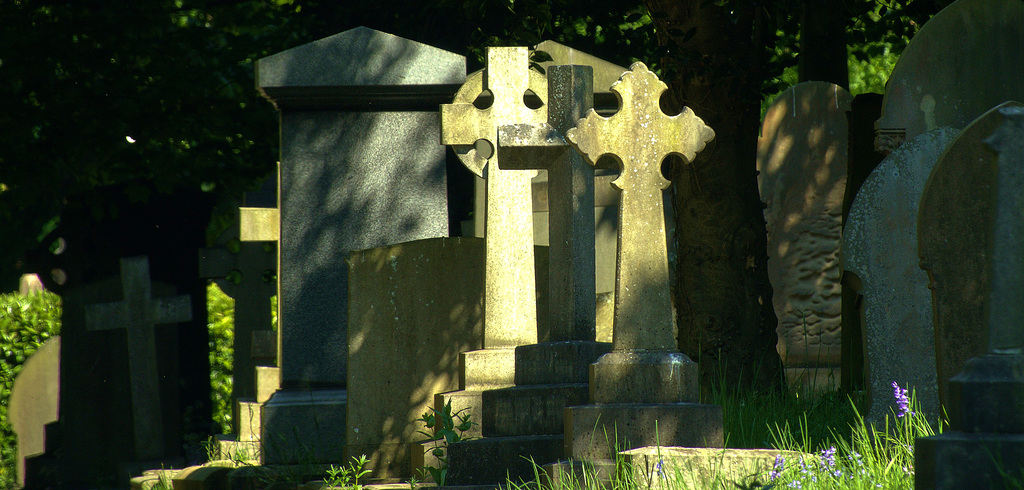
[
  {"xmin": 844, "ymin": 128, "xmax": 958, "ymax": 422},
  {"xmin": 875, "ymin": 0, "xmax": 1024, "ymax": 151},
  {"xmin": 757, "ymin": 81, "xmax": 852, "ymax": 390}
]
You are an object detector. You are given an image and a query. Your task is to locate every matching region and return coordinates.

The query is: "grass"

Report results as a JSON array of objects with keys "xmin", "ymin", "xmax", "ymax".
[{"xmin": 502, "ymin": 381, "xmax": 943, "ymax": 490}]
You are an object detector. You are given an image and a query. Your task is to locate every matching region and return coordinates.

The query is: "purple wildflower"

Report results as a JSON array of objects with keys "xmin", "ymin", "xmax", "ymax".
[
  {"xmin": 892, "ymin": 381, "xmax": 914, "ymax": 417},
  {"xmin": 770, "ymin": 454, "xmax": 784, "ymax": 481}
]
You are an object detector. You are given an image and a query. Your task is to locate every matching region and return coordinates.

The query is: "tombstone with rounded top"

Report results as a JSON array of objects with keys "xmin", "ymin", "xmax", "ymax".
[
  {"xmin": 875, "ymin": 0, "xmax": 1024, "ymax": 152},
  {"xmin": 918, "ymin": 101, "xmax": 1023, "ymax": 410},
  {"xmin": 844, "ymin": 128, "xmax": 958, "ymax": 423},
  {"xmin": 757, "ymin": 82, "xmax": 851, "ymax": 387}
]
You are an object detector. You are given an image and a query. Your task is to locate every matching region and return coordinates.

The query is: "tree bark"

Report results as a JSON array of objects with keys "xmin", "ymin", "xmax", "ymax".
[{"xmin": 644, "ymin": 0, "xmax": 785, "ymax": 394}]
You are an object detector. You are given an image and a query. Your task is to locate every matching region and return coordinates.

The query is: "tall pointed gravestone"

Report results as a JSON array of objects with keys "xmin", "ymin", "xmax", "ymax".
[
  {"xmin": 874, "ymin": 0, "xmax": 1024, "ymax": 153},
  {"xmin": 918, "ymin": 101, "xmax": 1023, "ymax": 412},
  {"xmin": 757, "ymin": 81, "xmax": 851, "ymax": 391},
  {"xmin": 915, "ymin": 106, "xmax": 1024, "ymax": 489},
  {"xmin": 844, "ymin": 128, "xmax": 958, "ymax": 423},
  {"xmin": 253, "ymin": 27, "xmax": 463, "ymax": 464},
  {"xmin": 563, "ymin": 62, "xmax": 724, "ymax": 460}
]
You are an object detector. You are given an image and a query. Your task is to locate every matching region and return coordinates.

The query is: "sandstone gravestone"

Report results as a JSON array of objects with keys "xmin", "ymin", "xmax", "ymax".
[
  {"xmin": 757, "ymin": 81, "xmax": 851, "ymax": 391},
  {"xmin": 918, "ymin": 101, "xmax": 1023, "ymax": 410},
  {"xmin": 564, "ymin": 62, "xmax": 723, "ymax": 460},
  {"xmin": 10, "ymin": 337, "xmax": 59, "ymax": 487},
  {"xmin": 254, "ymin": 27, "xmax": 463, "ymax": 463},
  {"xmin": 435, "ymin": 46, "xmax": 546, "ymax": 436},
  {"xmin": 844, "ymin": 128, "xmax": 958, "ymax": 422},
  {"xmin": 440, "ymin": 65, "xmax": 615, "ymax": 485},
  {"xmin": 346, "ymin": 237, "xmax": 486, "ymax": 479},
  {"xmin": 915, "ymin": 106, "xmax": 1024, "ymax": 489},
  {"xmin": 875, "ymin": 0, "xmax": 1024, "ymax": 151}
]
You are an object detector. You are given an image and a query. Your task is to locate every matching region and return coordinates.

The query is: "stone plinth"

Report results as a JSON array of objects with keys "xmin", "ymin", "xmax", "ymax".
[{"xmin": 565, "ymin": 405, "xmax": 724, "ymax": 461}]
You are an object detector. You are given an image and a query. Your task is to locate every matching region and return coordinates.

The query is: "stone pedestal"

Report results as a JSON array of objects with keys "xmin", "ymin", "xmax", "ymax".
[{"xmin": 916, "ymin": 355, "xmax": 1024, "ymax": 489}]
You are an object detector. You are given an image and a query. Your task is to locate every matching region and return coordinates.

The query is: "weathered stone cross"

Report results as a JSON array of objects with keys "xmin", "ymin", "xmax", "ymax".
[
  {"xmin": 84, "ymin": 256, "xmax": 192, "ymax": 460},
  {"xmin": 440, "ymin": 47, "xmax": 547, "ymax": 350},
  {"xmin": 497, "ymin": 64, "xmax": 597, "ymax": 341},
  {"xmin": 566, "ymin": 62, "xmax": 714, "ymax": 352}
]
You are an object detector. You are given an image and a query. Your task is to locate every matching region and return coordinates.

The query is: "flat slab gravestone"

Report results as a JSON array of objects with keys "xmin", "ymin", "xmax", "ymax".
[
  {"xmin": 843, "ymin": 128, "xmax": 958, "ymax": 422},
  {"xmin": 875, "ymin": 0, "xmax": 1024, "ymax": 150},
  {"xmin": 757, "ymin": 82, "xmax": 851, "ymax": 386},
  {"xmin": 917, "ymin": 101, "xmax": 1023, "ymax": 409},
  {"xmin": 346, "ymin": 237, "xmax": 485, "ymax": 479},
  {"xmin": 10, "ymin": 337, "xmax": 59, "ymax": 487}
]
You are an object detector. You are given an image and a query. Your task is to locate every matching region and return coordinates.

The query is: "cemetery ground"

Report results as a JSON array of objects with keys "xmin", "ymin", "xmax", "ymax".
[{"xmin": 1, "ymin": 287, "xmax": 960, "ymax": 489}]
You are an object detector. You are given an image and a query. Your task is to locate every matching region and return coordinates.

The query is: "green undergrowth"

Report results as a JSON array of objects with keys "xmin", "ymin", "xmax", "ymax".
[{"xmin": 0, "ymin": 291, "xmax": 62, "ymax": 489}]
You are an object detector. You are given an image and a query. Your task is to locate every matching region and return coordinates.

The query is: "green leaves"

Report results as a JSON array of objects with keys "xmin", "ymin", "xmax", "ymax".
[{"xmin": 415, "ymin": 400, "xmax": 474, "ymax": 486}]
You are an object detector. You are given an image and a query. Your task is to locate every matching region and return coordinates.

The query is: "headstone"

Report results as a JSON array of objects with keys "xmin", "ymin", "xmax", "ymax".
[
  {"xmin": 84, "ymin": 256, "xmax": 192, "ymax": 460},
  {"xmin": 430, "ymin": 48, "xmax": 547, "ymax": 469},
  {"xmin": 918, "ymin": 101, "xmax": 1023, "ymax": 410},
  {"xmin": 39, "ymin": 255, "xmax": 191, "ymax": 485},
  {"xmin": 874, "ymin": 0, "xmax": 1024, "ymax": 152},
  {"xmin": 199, "ymin": 179, "xmax": 277, "ymax": 435},
  {"xmin": 440, "ymin": 65, "xmax": 616, "ymax": 485},
  {"xmin": 915, "ymin": 106, "xmax": 1024, "ymax": 490},
  {"xmin": 756, "ymin": 81, "xmax": 851, "ymax": 391},
  {"xmin": 10, "ymin": 337, "xmax": 59, "ymax": 487},
  {"xmin": 843, "ymin": 128, "xmax": 958, "ymax": 422},
  {"xmin": 345, "ymin": 237, "xmax": 485, "ymax": 479},
  {"xmin": 563, "ymin": 62, "xmax": 724, "ymax": 460},
  {"xmin": 254, "ymin": 27, "xmax": 463, "ymax": 463}
]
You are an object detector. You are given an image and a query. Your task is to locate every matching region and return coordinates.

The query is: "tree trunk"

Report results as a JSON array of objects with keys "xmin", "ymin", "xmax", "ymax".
[{"xmin": 644, "ymin": 0, "xmax": 785, "ymax": 394}]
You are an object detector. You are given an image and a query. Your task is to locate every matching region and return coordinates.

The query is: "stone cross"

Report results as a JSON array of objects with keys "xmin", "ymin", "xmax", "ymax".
[
  {"xmin": 497, "ymin": 64, "xmax": 597, "ymax": 341},
  {"xmin": 566, "ymin": 62, "xmax": 714, "ymax": 351},
  {"xmin": 440, "ymin": 46, "xmax": 547, "ymax": 349},
  {"xmin": 985, "ymin": 106, "xmax": 1024, "ymax": 353},
  {"xmin": 84, "ymin": 256, "xmax": 192, "ymax": 460}
]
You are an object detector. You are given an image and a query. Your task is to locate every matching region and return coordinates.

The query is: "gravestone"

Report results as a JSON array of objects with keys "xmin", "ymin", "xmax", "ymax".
[
  {"xmin": 756, "ymin": 81, "xmax": 851, "ymax": 391},
  {"xmin": 843, "ymin": 128, "xmax": 958, "ymax": 422},
  {"xmin": 345, "ymin": 237, "xmax": 485, "ymax": 479},
  {"xmin": 10, "ymin": 337, "xmax": 59, "ymax": 487},
  {"xmin": 918, "ymin": 101, "xmax": 1023, "ymax": 411},
  {"xmin": 874, "ymin": 0, "xmax": 1024, "ymax": 152},
  {"xmin": 253, "ymin": 27, "xmax": 463, "ymax": 463},
  {"xmin": 201, "ymin": 182, "xmax": 278, "ymax": 461},
  {"xmin": 433, "ymin": 47, "xmax": 546, "ymax": 435},
  {"xmin": 915, "ymin": 106, "xmax": 1024, "ymax": 489},
  {"xmin": 563, "ymin": 62, "xmax": 724, "ymax": 461},
  {"xmin": 440, "ymin": 65, "xmax": 616, "ymax": 485},
  {"xmin": 19, "ymin": 273, "xmax": 43, "ymax": 295},
  {"xmin": 463, "ymin": 40, "xmax": 631, "ymax": 304},
  {"xmin": 36, "ymin": 256, "xmax": 192, "ymax": 486}
]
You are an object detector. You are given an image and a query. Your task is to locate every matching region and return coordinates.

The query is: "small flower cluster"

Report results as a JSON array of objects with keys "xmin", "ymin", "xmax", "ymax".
[
  {"xmin": 892, "ymin": 381, "xmax": 915, "ymax": 418},
  {"xmin": 767, "ymin": 447, "xmax": 882, "ymax": 489}
]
